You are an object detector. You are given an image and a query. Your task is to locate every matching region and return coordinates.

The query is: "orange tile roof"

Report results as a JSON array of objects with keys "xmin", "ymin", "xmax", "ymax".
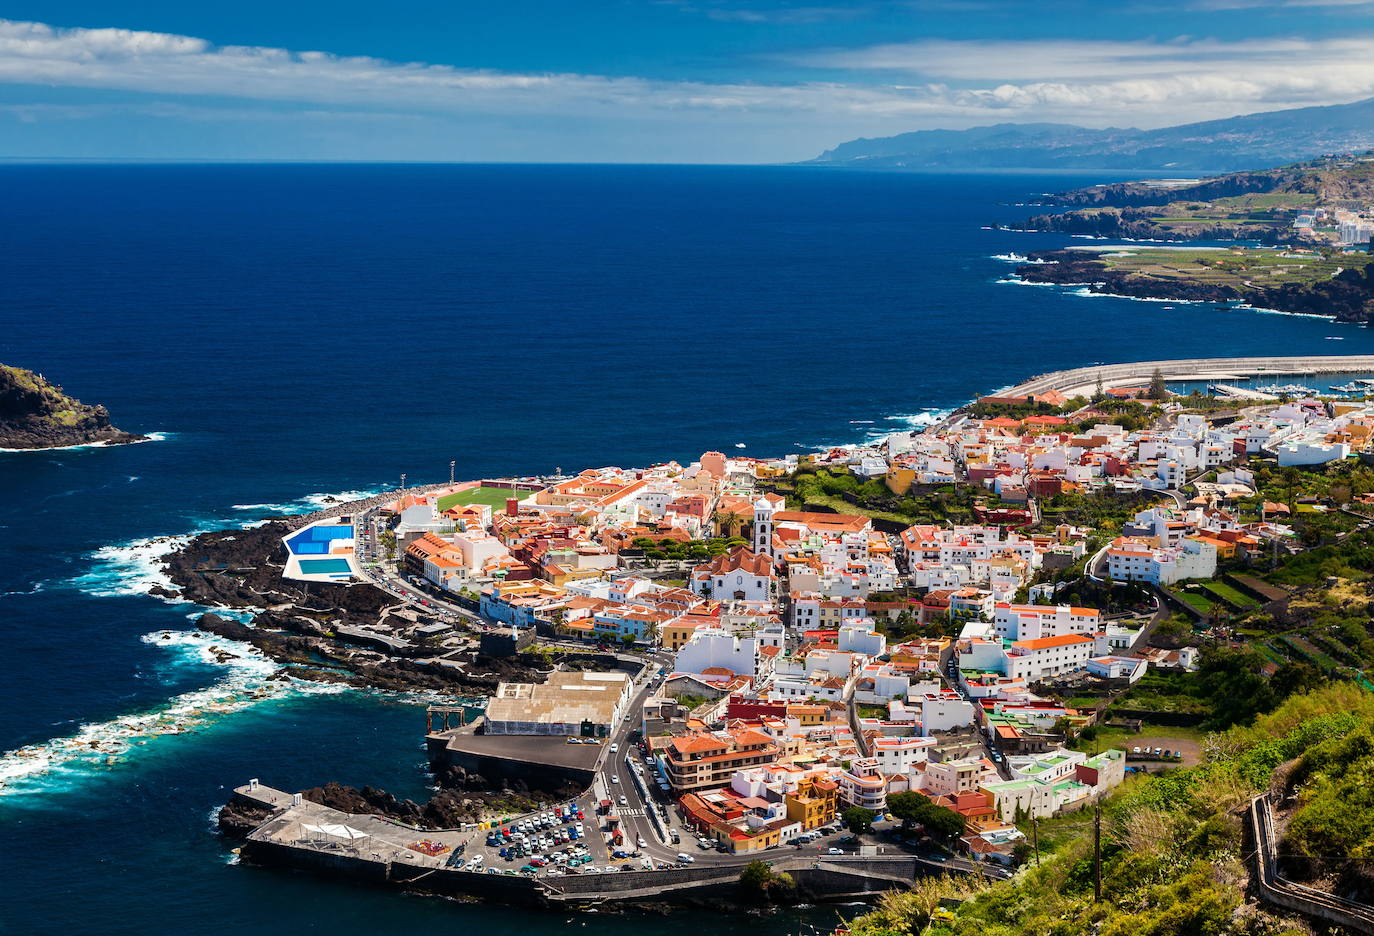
[{"xmin": 1014, "ymin": 634, "xmax": 1095, "ymax": 650}]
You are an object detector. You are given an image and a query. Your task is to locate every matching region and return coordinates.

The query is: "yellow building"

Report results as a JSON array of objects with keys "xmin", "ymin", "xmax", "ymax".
[
  {"xmin": 784, "ymin": 775, "xmax": 839, "ymax": 830},
  {"xmin": 885, "ymin": 467, "xmax": 917, "ymax": 496}
]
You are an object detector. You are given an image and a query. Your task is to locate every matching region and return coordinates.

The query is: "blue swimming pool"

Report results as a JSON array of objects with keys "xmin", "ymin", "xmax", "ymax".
[
  {"xmin": 286, "ymin": 525, "xmax": 354, "ymax": 555},
  {"xmin": 298, "ymin": 558, "xmax": 352, "ymax": 575}
]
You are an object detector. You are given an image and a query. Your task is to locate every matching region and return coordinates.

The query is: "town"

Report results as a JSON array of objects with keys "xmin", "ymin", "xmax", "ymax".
[{"xmin": 226, "ymin": 356, "xmax": 1374, "ymax": 906}]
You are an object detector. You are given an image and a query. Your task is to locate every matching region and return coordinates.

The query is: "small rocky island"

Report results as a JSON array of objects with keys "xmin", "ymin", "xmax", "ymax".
[{"xmin": 0, "ymin": 363, "xmax": 146, "ymax": 450}]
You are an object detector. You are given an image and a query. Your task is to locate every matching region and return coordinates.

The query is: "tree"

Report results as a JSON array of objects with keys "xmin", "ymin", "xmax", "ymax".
[
  {"xmin": 739, "ymin": 859, "xmax": 774, "ymax": 891},
  {"xmin": 886, "ymin": 792, "xmax": 926, "ymax": 830},
  {"xmin": 915, "ymin": 802, "xmax": 967, "ymax": 842},
  {"xmin": 1148, "ymin": 368, "xmax": 1168, "ymax": 401},
  {"xmin": 842, "ymin": 806, "xmax": 875, "ymax": 835},
  {"xmin": 739, "ymin": 860, "xmax": 796, "ymax": 902}
]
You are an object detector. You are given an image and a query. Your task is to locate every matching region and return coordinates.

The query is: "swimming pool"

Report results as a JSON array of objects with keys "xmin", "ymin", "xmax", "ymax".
[
  {"xmin": 298, "ymin": 558, "xmax": 352, "ymax": 575},
  {"xmin": 286, "ymin": 525, "xmax": 354, "ymax": 555}
]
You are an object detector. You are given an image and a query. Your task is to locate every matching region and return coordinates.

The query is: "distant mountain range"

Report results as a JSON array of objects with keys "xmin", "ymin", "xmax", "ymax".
[{"xmin": 807, "ymin": 96, "xmax": 1374, "ymax": 172}]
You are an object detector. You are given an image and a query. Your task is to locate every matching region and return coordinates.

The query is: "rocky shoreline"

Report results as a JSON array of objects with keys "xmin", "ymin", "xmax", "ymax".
[
  {"xmin": 218, "ymin": 773, "xmax": 578, "ymax": 839},
  {"xmin": 158, "ymin": 521, "xmax": 548, "ymax": 695},
  {"xmin": 0, "ymin": 363, "xmax": 147, "ymax": 450},
  {"xmin": 1004, "ymin": 208, "xmax": 1288, "ymax": 244},
  {"xmin": 1014, "ymin": 249, "xmax": 1374, "ymax": 323}
]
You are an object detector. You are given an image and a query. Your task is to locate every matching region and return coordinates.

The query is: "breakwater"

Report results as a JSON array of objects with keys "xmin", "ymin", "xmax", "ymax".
[{"xmin": 1001, "ymin": 355, "xmax": 1374, "ymax": 399}]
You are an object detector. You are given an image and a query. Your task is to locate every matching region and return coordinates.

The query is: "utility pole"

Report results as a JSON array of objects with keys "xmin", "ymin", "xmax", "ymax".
[{"xmin": 1093, "ymin": 801, "xmax": 1103, "ymax": 902}]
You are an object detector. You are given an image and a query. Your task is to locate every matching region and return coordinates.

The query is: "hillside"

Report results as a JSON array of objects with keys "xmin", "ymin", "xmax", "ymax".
[
  {"xmin": 1013, "ymin": 154, "xmax": 1374, "ymax": 243},
  {"xmin": 808, "ymin": 96, "xmax": 1374, "ymax": 171},
  {"xmin": 843, "ymin": 684, "xmax": 1374, "ymax": 936},
  {"xmin": 0, "ymin": 364, "xmax": 145, "ymax": 450}
]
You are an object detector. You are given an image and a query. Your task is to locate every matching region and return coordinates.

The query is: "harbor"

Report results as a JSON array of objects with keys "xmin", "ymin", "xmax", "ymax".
[{"xmin": 227, "ymin": 781, "xmax": 952, "ymax": 907}]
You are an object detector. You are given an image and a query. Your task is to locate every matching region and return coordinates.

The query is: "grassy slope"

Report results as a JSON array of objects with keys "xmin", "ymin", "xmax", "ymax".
[
  {"xmin": 846, "ymin": 684, "xmax": 1374, "ymax": 936},
  {"xmin": 1098, "ymin": 248, "xmax": 1348, "ymax": 291}
]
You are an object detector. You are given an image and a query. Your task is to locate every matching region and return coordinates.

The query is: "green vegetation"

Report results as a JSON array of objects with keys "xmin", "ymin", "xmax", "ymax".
[
  {"xmin": 967, "ymin": 396, "xmax": 1087, "ymax": 420},
  {"xmin": 739, "ymin": 859, "xmax": 796, "ymax": 900},
  {"xmin": 435, "ymin": 486, "xmax": 523, "ymax": 512},
  {"xmin": 785, "ymin": 469, "xmax": 980, "ymax": 525},
  {"xmin": 1196, "ymin": 579, "xmax": 1260, "ymax": 610},
  {"xmin": 842, "ymin": 806, "xmax": 876, "ymax": 835},
  {"xmin": 1100, "ymin": 646, "xmax": 1323, "ymax": 730},
  {"xmin": 1168, "ymin": 586, "xmax": 1214, "ymax": 614},
  {"xmin": 1100, "ymin": 246, "xmax": 1347, "ymax": 290},
  {"xmin": 887, "ymin": 792, "xmax": 965, "ymax": 842},
  {"xmin": 633, "ymin": 535, "xmax": 748, "ymax": 564},
  {"xmin": 845, "ymin": 684, "xmax": 1374, "ymax": 936}
]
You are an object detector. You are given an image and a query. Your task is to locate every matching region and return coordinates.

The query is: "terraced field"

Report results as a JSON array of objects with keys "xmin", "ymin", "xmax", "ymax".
[{"xmin": 1099, "ymin": 247, "xmax": 1347, "ymax": 290}]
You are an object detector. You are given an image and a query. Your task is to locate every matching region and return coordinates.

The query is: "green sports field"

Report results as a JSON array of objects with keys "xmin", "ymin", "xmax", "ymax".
[{"xmin": 436, "ymin": 486, "xmax": 523, "ymax": 511}]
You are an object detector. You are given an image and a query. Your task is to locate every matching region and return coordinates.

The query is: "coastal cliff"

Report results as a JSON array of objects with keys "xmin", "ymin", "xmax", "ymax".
[
  {"xmin": 1015, "ymin": 206, "xmax": 1288, "ymax": 244},
  {"xmin": 1009, "ymin": 153, "xmax": 1374, "ymax": 243},
  {"xmin": 1015, "ymin": 250, "xmax": 1374, "ymax": 322},
  {"xmin": 0, "ymin": 363, "xmax": 146, "ymax": 450}
]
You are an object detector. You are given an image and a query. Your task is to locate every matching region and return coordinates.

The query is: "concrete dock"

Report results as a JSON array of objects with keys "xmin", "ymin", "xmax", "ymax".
[{"xmin": 227, "ymin": 782, "xmax": 973, "ymax": 907}]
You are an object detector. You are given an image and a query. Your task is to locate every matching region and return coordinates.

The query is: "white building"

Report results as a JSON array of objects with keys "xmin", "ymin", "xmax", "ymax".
[
  {"xmin": 689, "ymin": 546, "xmax": 776, "ymax": 602},
  {"xmin": 1106, "ymin": 536, "xmax": 1216, "ymax": 586},
  {"xmin": 673, "ymin": 627, "xmax": 761, "ymax": 679},
  {"xmin": 993, "ymin": 603, "xmax": 1101, "ymax": 642}
]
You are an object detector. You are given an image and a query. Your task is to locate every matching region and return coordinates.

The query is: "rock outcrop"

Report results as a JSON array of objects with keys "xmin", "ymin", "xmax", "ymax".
[{"xmin": 0, "ymin": 363, "xmax": 146, "ymax": 449}]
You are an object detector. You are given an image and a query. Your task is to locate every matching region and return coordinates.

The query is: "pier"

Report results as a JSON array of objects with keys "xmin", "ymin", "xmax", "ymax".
[
  {"xmin": 1207, "ymin": 383, "xmax": 1279, "ymax": 401},
  {"xmin": 227, "ymin": 781, "xmax": 983, "ymax": 907}
]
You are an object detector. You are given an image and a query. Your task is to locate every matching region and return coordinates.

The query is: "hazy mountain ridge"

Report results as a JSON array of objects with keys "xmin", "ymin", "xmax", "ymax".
[{"xmin": 810, "ymin": 97, "xmax": 1374, "ymax": 172}]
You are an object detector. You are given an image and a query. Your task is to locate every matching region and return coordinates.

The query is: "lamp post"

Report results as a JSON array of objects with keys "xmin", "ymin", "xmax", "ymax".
[{"xmin": 449, "ymin": 460, "xmax": 456, "ymax": 486}]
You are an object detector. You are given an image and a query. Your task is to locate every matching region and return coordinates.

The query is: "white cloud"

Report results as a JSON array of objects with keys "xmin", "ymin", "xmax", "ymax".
[
  {"xmin": 2, "ymin": 17, "xmax": 1374, "ymax": 148},
  {"xmin": 795, "ymin": 35, "xmax": 1374, "ymax": 116}
]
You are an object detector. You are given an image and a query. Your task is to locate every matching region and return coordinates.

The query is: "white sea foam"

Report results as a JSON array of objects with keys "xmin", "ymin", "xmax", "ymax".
[
  {"xmin": 0, "ymin": 431, "xmax": 169, "ymax": 455},
  {"xmin": 1067, "ymin": 288, "xmax": 1212, "ymax": 306},
  {"xmin": 70, "ymin": 534, "xmax": 195, "ymax": 600},
  {"xmin": 1236, "ymin": 303, "xmax": 1336, "ymax": 320},
  {"xmin": 990, "ymin": 253, "xmax": 1054, "ymax": 264},
  {"xmin": 231, "ymin": 486, "xmax": 389, "ymax": 515},
  {"xmin": 996, "ymin": 277, "xmax": 1094, "ymax": 288},
  {"xmin": 0, "ymin": 631, "xmax": 349, "ymax": 797}
]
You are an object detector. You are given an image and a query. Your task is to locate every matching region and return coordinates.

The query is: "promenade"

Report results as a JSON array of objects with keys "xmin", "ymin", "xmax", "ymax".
[{"xmin": 1000, "ymin": 354, "xmax": 1374, "ymax": 399}]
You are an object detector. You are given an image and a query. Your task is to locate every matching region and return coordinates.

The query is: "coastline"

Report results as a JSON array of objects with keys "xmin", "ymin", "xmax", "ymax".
[
  {"xmin": 0, "ymin": 430, "xmax": 161, "ymax": 454},
  {"xmin": 1007, "ymin": 248, "xmax": 1374, "ymax": 323}
]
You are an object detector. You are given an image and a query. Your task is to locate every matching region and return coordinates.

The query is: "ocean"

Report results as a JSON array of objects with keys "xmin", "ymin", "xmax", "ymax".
[{"xmin": 2, "ymin": 163, "xmax": 1373, "ymax": 934}]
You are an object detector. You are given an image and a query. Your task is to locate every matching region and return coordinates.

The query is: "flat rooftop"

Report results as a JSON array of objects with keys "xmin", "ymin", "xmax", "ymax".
[{"xmin": 435, "ymin": 733, "xmax": 604, "ymax": 771}]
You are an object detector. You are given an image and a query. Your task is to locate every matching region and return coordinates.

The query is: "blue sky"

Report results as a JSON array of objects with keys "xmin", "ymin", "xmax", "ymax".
[{"xmin": 4, "ymin": 0, "xmax": 1374, "ymax": 162}]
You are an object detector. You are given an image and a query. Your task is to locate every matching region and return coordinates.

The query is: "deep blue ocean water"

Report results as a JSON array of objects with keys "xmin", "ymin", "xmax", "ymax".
[{"xmin": 3, "ymin": 163, "xmax": 1374, "ymax": 933}]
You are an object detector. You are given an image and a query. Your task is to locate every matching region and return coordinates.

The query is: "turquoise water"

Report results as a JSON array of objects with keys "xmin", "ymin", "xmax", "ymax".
[
  {"xmin": 299, "ymin": 558, "xmax": 353, "ymax": 573},
  {"xmin": 2, "ymin": 163, "xmax": 1373, "ymax": 934}
]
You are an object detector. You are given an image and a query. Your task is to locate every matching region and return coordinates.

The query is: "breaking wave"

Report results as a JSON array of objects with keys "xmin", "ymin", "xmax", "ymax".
[{"xmin": 0, "ymin": 631, "xmax": 346, "ymax": 798}]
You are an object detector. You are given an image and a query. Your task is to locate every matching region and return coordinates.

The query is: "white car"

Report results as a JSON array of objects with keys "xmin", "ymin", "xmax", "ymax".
[
  {"xmin": 611, "ymin": 775, "xmax": 620, "ymax": 784},
  {"xmin": 619, "ymin": 795, "xmax": 628, "ymax": 806},
  {"xmin": 610, "ymin": 743, "xmax": 619, "ymax": 753},
  {"xmin": 637, "ymin": 837, "xmax": 646, "ymax": 848}
]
